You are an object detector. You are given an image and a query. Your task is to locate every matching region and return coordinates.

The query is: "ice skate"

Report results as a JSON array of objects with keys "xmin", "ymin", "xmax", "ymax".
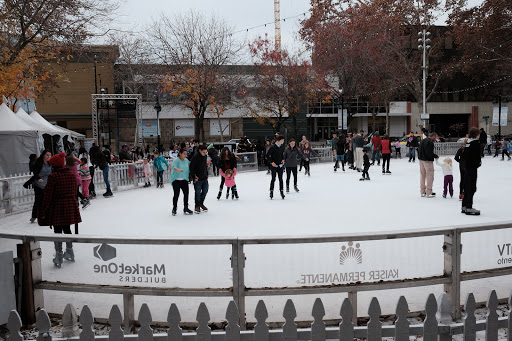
[
  {"xmin": 147, "ymin": 182, "xmax": 151, "ymax": 187},
  {"xmin": 103, "ymin": 190, "xmax": 113, "ymax": 198},
  {"xmin": 233, "ymin": 188, "xmax": 239, "ymax": 199},
  {"xmin": 359, "ymin": 177, "xmax": 365, "ymax": 181},
  {"xmin": 465, "ymin": 208, "xmax": 480, "ymax": 215},
  {"xmin": 184, "ymin": 208, "xmax": 193, "ymax": 215},
  {"xmin": 30, "ymin": 217, "xmax": 36, "ymax": 223},
  {"xmin": 366, "ymin": 176, "xmax": 371, "ymax": 181},
  {"xmin": 427, "ymin": 193, "xmax": 436, "ymax": 198},
  {"xmin": 270, "ymin": 190, "xmax": 273, "ymax": 199},
  {"xmin": 443, "ymin": 194, "xmax": 446, "ymax": 198},
  {"xmin": 385, "ymin": 170, "xmax": 391, "ymax": 174},
  {"xmin": 308, "ymin": 171, "xmax": 311, "ymax": 176},
  {"xmin": 294, "ymin": 185, "xmax": 299, "ymax": 192},
  {"xmin": 172, "ymin": 207, "xmax": 177, "ymax": 216},
  {"xmin": 226, "ymin": 191, "xmax": 229, "ymax": 199},
  {"xmin": 143, "ymin": 183, "xmax": 149, "ymax": 188},
  {"xmin": 280, "ymin": 190, "xmax": 285, "ymax": 199},
  {"xmin": 461, "ymin": 206, "xmax": 467, "ymax": 214},
  {"xmin": 217, "ymin": 190, "xmax": 222, "ymax": 200},
  {"xmin": 82, "ymin": 198, "xmax": 90, "ymax": 209},
  {"xmin": 194, "ymin": 206, "xmax": 201, "ymax": 214},
  {"xmin": 200, "ymin": 205, "xmax": 208, "ymax": 212},
  {"xmin": 286, "ymin": 186, "xmax": 290, "ymax": 193},
  {"xmin": 63, "ymin": 248, "xmax": 75, "ymax": 262},
  {"xmin": 53, "ymin": 252, "xmax": 63, "ymax": 268}
]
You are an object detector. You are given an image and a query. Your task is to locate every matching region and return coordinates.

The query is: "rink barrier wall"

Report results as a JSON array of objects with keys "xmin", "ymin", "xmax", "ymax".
[
  {"xmin": 0, "ymin": 153, "xmax": 258, "ymax": 216},
  {"xmin": 5, "ymin": 289, "xmax": 512, "ymax": 340},
  {"xmin": 2, "ymin": 221, "xmax": 512, "ymax": 330}
]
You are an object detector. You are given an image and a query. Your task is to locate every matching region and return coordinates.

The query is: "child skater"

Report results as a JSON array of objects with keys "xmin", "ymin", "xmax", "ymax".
[
  {"xmin": 66, "ymin": 155, "xmax": 90, "ymax": 209},
  {"xmin": 436, "ymin": 157, "xmax": 454, "ymax": 198},
  {"xmin": 79, "ymin": 158, "xmax": 92, "ymax": 201},
  {"xmin": 153, "ymin": 151, "xmax": 169, "ymax": 188},
  {"xmin": 393, "ymin": 139, "xmax": 401, "ymax": 159},
  {"xmin": 301, "ymin": 141, "xmax": 315, "ymax": 176},
  {"xmin": 143, "ymin": 158, "xmax": 152, "ymax": 187},
  {"xmin": 219, "ymin": 168, "xmax": 238, "ymax": 199},
  {"xmin": 360, "ymin": 148, "xmax": 371, "ymax": 181}
]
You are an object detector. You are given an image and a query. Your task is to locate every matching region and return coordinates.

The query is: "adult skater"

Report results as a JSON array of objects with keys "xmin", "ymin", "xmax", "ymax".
[
  {"xmin": 462, "ymin": 127, "xmax": 482, "ymax": 215},
  {"xmin": 354, "ymin": 130, "xmax": 365, "ymax": 172},
  {"xmin": 217, "ymin": 147, "xmax": 237, "ymax": 199},
  {"xmin": 331, "ymin": 132, "xmax": 339, "ymax": 160},
  {"xmin": 93, "ymin": 146, "xmax": 113, "ymax": 197},
  {"xmin": 381, "ymin": 134, "xmax": 392, "ymax": 174},
  {"xmin": 334, "ymin": 134, "xmax": 346, "ymax": 172},
  {"xmin": 298, "ymin": 135, "xmax": 308, "ymax": 172},
  {"xmin": 170, "ymin": 149, "xmax": 193, "ymax": 216},
  {"xmin": 479, "ymin": 128, "xmax": 487, "ymax": 157},
  {"xmin": 283, "ymin": 138, "xmax": 308, "ymax": 193},
  {"xmin": 38, "ymin": 152, "xmax": 81, "ymax": 268},
  {"xmin": 301, "ymin": 141, "xmax": 315, "ymax": 176},
  {"xmin": 371, "ymin": 132, "xmax": 382, "ymax": 166},
  {"xmin": 189, "ymin": 145, "xmax": 209, "ymax": 214},
  {"xmin": 418, "ymin": 132, "xmax": 439, "ymax": 197},
  {"xmin": 454, "ymin": 139, "xmax": 466, "ymax": 200},
  {"xmin": 207, "ymin": 144, "xmax": 220, "ymax": 176},
  {"xmin": 29, "ymin": 150, "xmax": 52, "ymax": 223},
  {"xmin": 406, "ymin": 132, "xmax": 419, "ymax": 162},
  {"xmin": 267, "ymin": 135, "xmax": 286, "ymax": 199}
]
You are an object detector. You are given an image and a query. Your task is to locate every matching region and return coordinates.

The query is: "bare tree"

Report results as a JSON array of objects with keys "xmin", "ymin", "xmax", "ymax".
[{"xmin": 147, "ymin": 10, "xmax": 245, "ymax": 141}]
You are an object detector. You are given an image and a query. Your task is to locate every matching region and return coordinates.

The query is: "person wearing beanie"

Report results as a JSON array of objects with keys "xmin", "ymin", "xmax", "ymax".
[{"xmin": 39, "ymin": 152, "xmax": 82, "ymax": 268}]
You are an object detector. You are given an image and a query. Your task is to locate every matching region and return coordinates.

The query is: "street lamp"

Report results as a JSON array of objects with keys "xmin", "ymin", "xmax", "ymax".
[
  {"xmin": 154, "ymin": 96, "xmax": 162, "ymax": 152},
  {"xmin": 493, "ymin": 93, "xmax": 508, "ymax": 139},
  {"xmin": 418, "ymin": 30, "xmax": 431, "ymax": 128},
  {"xmin": 336, "ymin": 94, "xmax": 344, "ymax": 134}
]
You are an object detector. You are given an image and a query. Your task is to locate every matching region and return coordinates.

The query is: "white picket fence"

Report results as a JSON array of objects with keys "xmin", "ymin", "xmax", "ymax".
[
  {"xmin": 5, "ymin": 289, "xmax": 510, "ymax": 340},
  {"xmin": 0, "ymin": 153, "xmax": 258, "ymax": 216}
]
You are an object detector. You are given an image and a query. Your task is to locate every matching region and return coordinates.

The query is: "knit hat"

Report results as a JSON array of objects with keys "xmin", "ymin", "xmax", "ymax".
[
  {"xmin": 49, "ymin": 152, "xmax": 66, "ymax": 168},
  {"xmin": 207, "ymin": 143, "xmax": 214, "ymax": 149}
]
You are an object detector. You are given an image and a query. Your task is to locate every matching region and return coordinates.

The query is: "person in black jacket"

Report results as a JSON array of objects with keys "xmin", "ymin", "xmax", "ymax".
[
  {"xmin": 217, "ymin": 147, "xmax": 237, "ymax": 199},
  {"xmin": 406, "ymin": 132, "xmax": 419, "ymax": 162},
  {"xmin": 189, "ymin": 145, "xmax": 209, "ymax": 213},
  {"xmin": 266, "ymin": 135, "xmax": 286, "ymax": 199},
  {"xmin": 360, "ymin": 148, "xmax": 371, "ymax": 181},
  {"xmin": 454, "ymin": 138, "xmax": 467, "ymax": 200},
  {"xmin": 479, "ymin": 128, "xmax": 487, "ymax": 158},
  {"xmin": 462, "ymin": 127, "xmax": 482, "ymax": 215},
  {"xmin": 418, "ymin": 132, "xmax": 439, "ymax": 197}
]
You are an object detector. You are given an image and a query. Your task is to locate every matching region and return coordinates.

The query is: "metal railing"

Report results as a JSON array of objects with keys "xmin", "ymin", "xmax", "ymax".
[
  {"xmin": 2, "ymin": 221, "xmax": 512, "ymax": 330},
  {"xmin": 0, "ymin": 152, "xmax": 258, "ymax": 215}
]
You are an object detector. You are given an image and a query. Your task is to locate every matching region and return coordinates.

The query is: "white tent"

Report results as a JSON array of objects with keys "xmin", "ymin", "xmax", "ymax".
[{"xmin": 0, "ymin": 103, "xmax": 40, "ymax": 177}]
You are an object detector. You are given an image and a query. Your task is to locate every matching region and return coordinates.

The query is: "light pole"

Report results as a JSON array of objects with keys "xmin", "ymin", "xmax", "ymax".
[
  {"xmin": 337, "ymin": 94, "xmax": 344, "ymax": 134},
  {"xmin": 494, "ymin": 93, "xmax": 508, "ymax": 139},
  {"xmin": 418, "ymin": 30, "xmax": 431, "ymax": 129},
  {"xmin": 154, "ymin": 96, "xmax": 162, "ymax": 152}
]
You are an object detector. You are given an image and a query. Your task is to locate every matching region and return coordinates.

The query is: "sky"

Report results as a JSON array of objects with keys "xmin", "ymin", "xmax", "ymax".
[{"xmin": 109, "ymin": 0, "xmax": 484, "ymax": 60}]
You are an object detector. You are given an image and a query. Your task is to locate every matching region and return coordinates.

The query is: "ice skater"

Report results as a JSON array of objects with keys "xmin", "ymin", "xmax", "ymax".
[
  {"xmin": 436, "ymin": 157, "xmax": 454, "ymax": 198},
  {"xmin": 461, "ymin": 127, "xmax": 482, "ymax": 215},
  {"xmin": 454, "ymin": 141, "xmax": 466, "ymax": 200},
  {"xmin": 79, "ymin": 158, "xmax": 92, "ymax": 203},
  {"xmin": 381, "ymin": 134, "xmax": 392, "ymax": 174},
  {"xmin": 360, "ymin": 148, "xmax": 371, "ymax": 181},
  {"xmin": 153, "ymin": 151, "xmax": 169, "ymax": 188},
  {"xmin": 393, "ymin": 139, "xmax": 401, "ymax": 159},
  {"xmin": 66, "ymin": 156, "xmax": 89, "ymax": 209},
  {"xmin": 501, "ymin": 138, "xmax": 511, "ymax": 161},
  {"xmin": 301, "ymin": 141, "xmax": 315, "ymax": 176},
  {"xmin": 283, "ymin": 138, "xmax": 308, "ymax": 193},
  {"xmin": 219, "ymin": 168, "xmax": 238, "ymax": 199},
  {"xmin": 143, "ymin": 158, "xmax": 152, "ymax": 187},
  {"xmin": 217, "ymin": 147, "xmax": 237, "ymax": 199},
  {"xmin": 267, "ymin": 135, "xmax": 286, "ymax": 199},
  {"xmin": 170, "ymin": 149, "xmax": 193, "ymax": 216},
  {"xmin": 334, "ymin": 135, "xmax": 346, "ymax": 172}
]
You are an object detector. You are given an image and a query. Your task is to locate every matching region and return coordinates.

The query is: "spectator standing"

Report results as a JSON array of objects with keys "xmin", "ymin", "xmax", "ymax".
[
  {"xmin": 462, "ymin": 128, "xmax": 482, "ymax": 215},
  {"xmin": 29, "ymin": 150, "xmax": 52, "ymax": 223},
  {"xmin": 119, "ymin": 144, "xmax": 133, "ymax": 162},
  {"xmin": 354, "ymin": 130, "xmax": 366, "ymax": 171},
  {"xmin": 418, "ymin": 132, "xmax": 439, "ymax": 197}
]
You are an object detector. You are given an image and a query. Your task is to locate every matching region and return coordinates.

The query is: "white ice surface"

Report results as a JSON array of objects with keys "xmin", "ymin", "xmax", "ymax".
[{"xmin": 1, "ymin": 156, "xmax": 511, "ymax": 323}]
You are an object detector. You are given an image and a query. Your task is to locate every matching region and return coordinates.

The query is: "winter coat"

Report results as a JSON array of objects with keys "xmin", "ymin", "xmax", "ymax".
[
  {"xmin": 66, "ymin": 161, "xmax": 81, "ymax": 187},
  {"xmin": 371, "ymin": 136, "xmax": 382, "ymax": 150},
  {"xmin": 301, "ymin": 147, "xmax": 315, "ymax": 160},
  {"xmin": 435, "ymin": 159, "xmax": 453, "ymax": 176},
  {"xmin": 153, "ymin": 155, "xmax": 169, "ymax": 172},
  {"xmin": 219, "ymin": 168, "xmax": 237, "ymax": 187},
  {"xmin": 266, "ymin": 143, "xmax": 285, "ymax": 166},
  {"xmin": 79, "ymin": 164, "xmax": 92, "ymax": 181},
  {"xmin": 38, "ymin": 167, "xmax": 81, "ymax": 226},
  {"xmin": 331, "ymin": 137, "xmax": 339, "ymax": 151},
  {"xmin": 220, "ymin": 154, "xmax": 237, "ymax": 171},
  {"xmin": 170, "ymin": 157, "xmax": 190, "ymax": 184},
  {"xmin": 462, "ymin": 139, "xmax": 481, "ymax": 170},
  {"xmin": 143, "ymin": 163, "xmax": 152, "ymax": 177},
  {"xmin": 283, "ymin": 147, "xmax": 306, "ymax": 167},
  {"xmin": 32, "ymin": 162, "xmax": 52, "ymax": 189},
  {"xmin": 336, "ymin": 139, "xmax": 346, "ymax": 155},
  {"xmin": 418, "ymin": 138, "xmax": 438, "ymax": 161},
  {"xmin": 406, "ymin": 137, "xmax": 419, "ymax": 148},
  {"xmin": 189, "ymin": 152, "xmax": 208, "ymax": 181},
  {"xmin": 354, "ymin": 135, "xmax": 366, "ymax": 148},
  {"xmin": 381, "ymin": 139, "xmax": 392, "ymax": 154}
]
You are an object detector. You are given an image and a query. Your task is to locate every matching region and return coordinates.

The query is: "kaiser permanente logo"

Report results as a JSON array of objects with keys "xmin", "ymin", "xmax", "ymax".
[
  {"xmin": 297, "ymin": 242, "xmax": 399, "ymax": 285},
  {"xmin": 92, "ymin": 243, "xmax": 167, "ymax": 284}
]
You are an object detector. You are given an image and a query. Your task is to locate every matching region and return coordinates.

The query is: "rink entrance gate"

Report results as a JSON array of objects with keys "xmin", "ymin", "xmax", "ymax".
[{"xmin": 1, "ymin": 222, "xmax": 512, "ymax": 331}]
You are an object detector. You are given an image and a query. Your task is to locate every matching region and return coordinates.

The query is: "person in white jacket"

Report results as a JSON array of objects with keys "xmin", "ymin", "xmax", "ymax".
[{"xmin": 435, "ymin": 157, "xmax": 454, "ymax": 198}]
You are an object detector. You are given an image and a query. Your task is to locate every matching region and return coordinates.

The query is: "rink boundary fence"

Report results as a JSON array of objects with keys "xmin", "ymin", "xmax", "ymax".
[
  {"xmin": 4, "ymin": 289, "xmax": 512, "ymax": 340},
  {"xmin": 2, "ymin": 220, "xmax": 512, "ymax": 331}
]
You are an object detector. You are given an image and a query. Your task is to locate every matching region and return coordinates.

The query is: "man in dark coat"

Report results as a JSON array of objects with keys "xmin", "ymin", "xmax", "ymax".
[
  {"xmin": 189, "ymin": 145, "xmax": 209, "ymax": 214},
  {"xmin": 479, "ymin": 128, "xmax": 487, "ymax": 157},
  {"xmin": 266, "ymin": 135, "xmax": 286, "ymax": 199},
  {"xmin": 418, "ymin": 132, "xmax": 439, "ymax": 197},
  {"xmin": 462, "ymin": 127, "xmax": 482, "ymax": 215},
  {"xmin": 38, "ymin": 152, "xmax": 81, "ymax": 268}
]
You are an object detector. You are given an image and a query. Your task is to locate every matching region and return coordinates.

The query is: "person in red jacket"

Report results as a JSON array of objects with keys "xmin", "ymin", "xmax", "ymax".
[
  {"xmin": 371, "ymin": 132, "xmax": 382, "ymax": 166},
  {"xmin": 381, "ymin": 134, "xmax": 392, "ymax": 174},
  {"xmin": 38, "ymin": 152, "xmax": 82, "ymax": 268}
]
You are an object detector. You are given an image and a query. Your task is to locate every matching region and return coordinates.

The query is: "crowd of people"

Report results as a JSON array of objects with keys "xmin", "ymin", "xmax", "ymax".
[{"xmin": 24, "ymin": 126, "xmax": 502, "ymax": 267}]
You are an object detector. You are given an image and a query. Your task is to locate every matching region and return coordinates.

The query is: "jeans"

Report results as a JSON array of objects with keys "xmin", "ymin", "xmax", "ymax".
[
  {"xmin": 362, "ymin": 165, "xmax": 370, "ymax": 178},
  {"xmin": 270, "ymin": 166, "xmax": 284, "ymax": 191},
  {"xmin": 303, "ymin": 160, "xmax": 310, "ymax": 173},
  {"xmin": 157, "ymin": 170, "xmax": 164, "ymax": 185},
  {"xmin": 502, "ymin": 150, "xmax": 511, "ymax": 160},
  {"xmin": 53, "ymin": 225, "xmax": 73, "ymax": 253},
  {"xmin": 194, "ymin": 180, "xmax": 209, "ymax": 206},
  {"xmin": 102, "ymin": 165, "xmax": 111, "ymax": 192},
  {"xmin": 172, "ymin": 180, "xmax": 189, "ymax": 209},
  {"xmin": 409, "ymin": 147, "xmax": 416, "ymax": 161},
  {"xmin": 286, "ymin": 166, "xmax": 298, "ymax": 188},
  {"xmin": 372, "ymin": 150, "xmax": 381, "ymax": 164}
]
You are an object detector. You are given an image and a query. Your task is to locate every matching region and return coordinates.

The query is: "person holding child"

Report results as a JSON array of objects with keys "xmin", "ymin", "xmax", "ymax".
[{"xmin": 219, "ymin": 168, "xmax": 238, "ymax": 200}]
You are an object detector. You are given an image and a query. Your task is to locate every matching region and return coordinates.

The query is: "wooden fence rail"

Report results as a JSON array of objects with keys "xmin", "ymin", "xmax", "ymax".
[{"xmin": 6, "ymin": 289, "xmax": 511, "ymax": 341}]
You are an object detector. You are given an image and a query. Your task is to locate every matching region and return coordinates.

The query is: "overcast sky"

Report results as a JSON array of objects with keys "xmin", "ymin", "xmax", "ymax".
[{"xmin": 112, "ymin": 0, "xmax": 484, "ymax": 58}]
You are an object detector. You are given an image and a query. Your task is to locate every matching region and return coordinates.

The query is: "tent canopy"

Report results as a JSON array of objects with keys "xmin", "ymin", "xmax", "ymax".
[
  {"xmin": 16, "ymin": 108, "xmax": 55, "ymax": 134},
  {"xmin": 0, "ymin": 103, "xmax": 37, "ymax": 133}
]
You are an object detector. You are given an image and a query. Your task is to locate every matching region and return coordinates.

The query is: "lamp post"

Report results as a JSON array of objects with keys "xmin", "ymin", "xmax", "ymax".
[
  {"xmin": 154, "ymin": 96, "xmax": 162, "ymax": 152},
  {"xmin": 337, "ymin": 93, "xmax": 344, "ymax": 134},
  {"xmin": 418, "ymin": 30, "xmax": 431, "ymax": 129},
  {"xmin": 494, "ymin": 93, "xmax": 509, "ymax": 139}
]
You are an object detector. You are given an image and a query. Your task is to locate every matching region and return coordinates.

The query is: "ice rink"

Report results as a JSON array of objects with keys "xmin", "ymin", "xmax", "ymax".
[{"xmin": 1, "ymin": 155, "xmax": 511, "ymax": 323}]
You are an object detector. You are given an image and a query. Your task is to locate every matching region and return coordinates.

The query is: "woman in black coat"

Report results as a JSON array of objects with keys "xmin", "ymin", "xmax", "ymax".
[
  {"xmin": 29, "ymin": 150, "xmax": 52, "ymax": 223},
  {"xmin": 217, "ymin": 147, "xmax": 237, "ymax": 199}
]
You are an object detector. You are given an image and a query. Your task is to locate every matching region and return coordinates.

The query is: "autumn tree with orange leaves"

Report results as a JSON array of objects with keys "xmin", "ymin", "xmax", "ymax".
[
  {"xmin": 0, "ymin": 0, "xmax": 116, "ymax": 106},
  {"xmin": 149, "ymin": 11, "xmax": 245, "ymax": 141},
  {"xmin": 247, "ymin": 36, "xmax": 332, "ymax": 138}
]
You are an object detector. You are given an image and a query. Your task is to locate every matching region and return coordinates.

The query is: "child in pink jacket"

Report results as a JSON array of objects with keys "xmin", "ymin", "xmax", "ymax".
[{"xmin": 219, "ymin": 168, "xmax": 239, "ymax": 200}]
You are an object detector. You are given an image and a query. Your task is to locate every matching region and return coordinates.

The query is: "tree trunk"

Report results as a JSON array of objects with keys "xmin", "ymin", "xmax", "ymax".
[{"xmin": 218, "ymin": 115, "xmax": 225, "ymax": 142}]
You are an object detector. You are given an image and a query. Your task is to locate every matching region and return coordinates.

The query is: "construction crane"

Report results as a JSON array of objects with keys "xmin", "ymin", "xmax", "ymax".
[{"xmin": 274, "ymin": 0, "xmax": 281, "ymax": 53}]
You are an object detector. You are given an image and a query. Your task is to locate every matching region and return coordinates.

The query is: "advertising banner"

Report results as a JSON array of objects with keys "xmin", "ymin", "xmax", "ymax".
[
  {"xmin": 337, "ymin": 109, "xmax": 348, "ymax": 130},
  {"xmin": 140, "ymin": 120, "xmax": 158, "ymax": 137},
  {"xmin": 174, "ymin": 120, "xmax": 195, "ymax": 137},
  {"xmin": 492, "ymin": 107, "xmax": 508, "ymax": 126},
  {"xmin": 210, "ymin": 119, "xmax": 230, "ymax": 136}
]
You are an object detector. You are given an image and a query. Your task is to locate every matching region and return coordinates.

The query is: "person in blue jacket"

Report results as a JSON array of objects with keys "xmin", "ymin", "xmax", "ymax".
[{"xmin": 153, "ymin": 151, "xmax": 169, "ymax": 188}]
